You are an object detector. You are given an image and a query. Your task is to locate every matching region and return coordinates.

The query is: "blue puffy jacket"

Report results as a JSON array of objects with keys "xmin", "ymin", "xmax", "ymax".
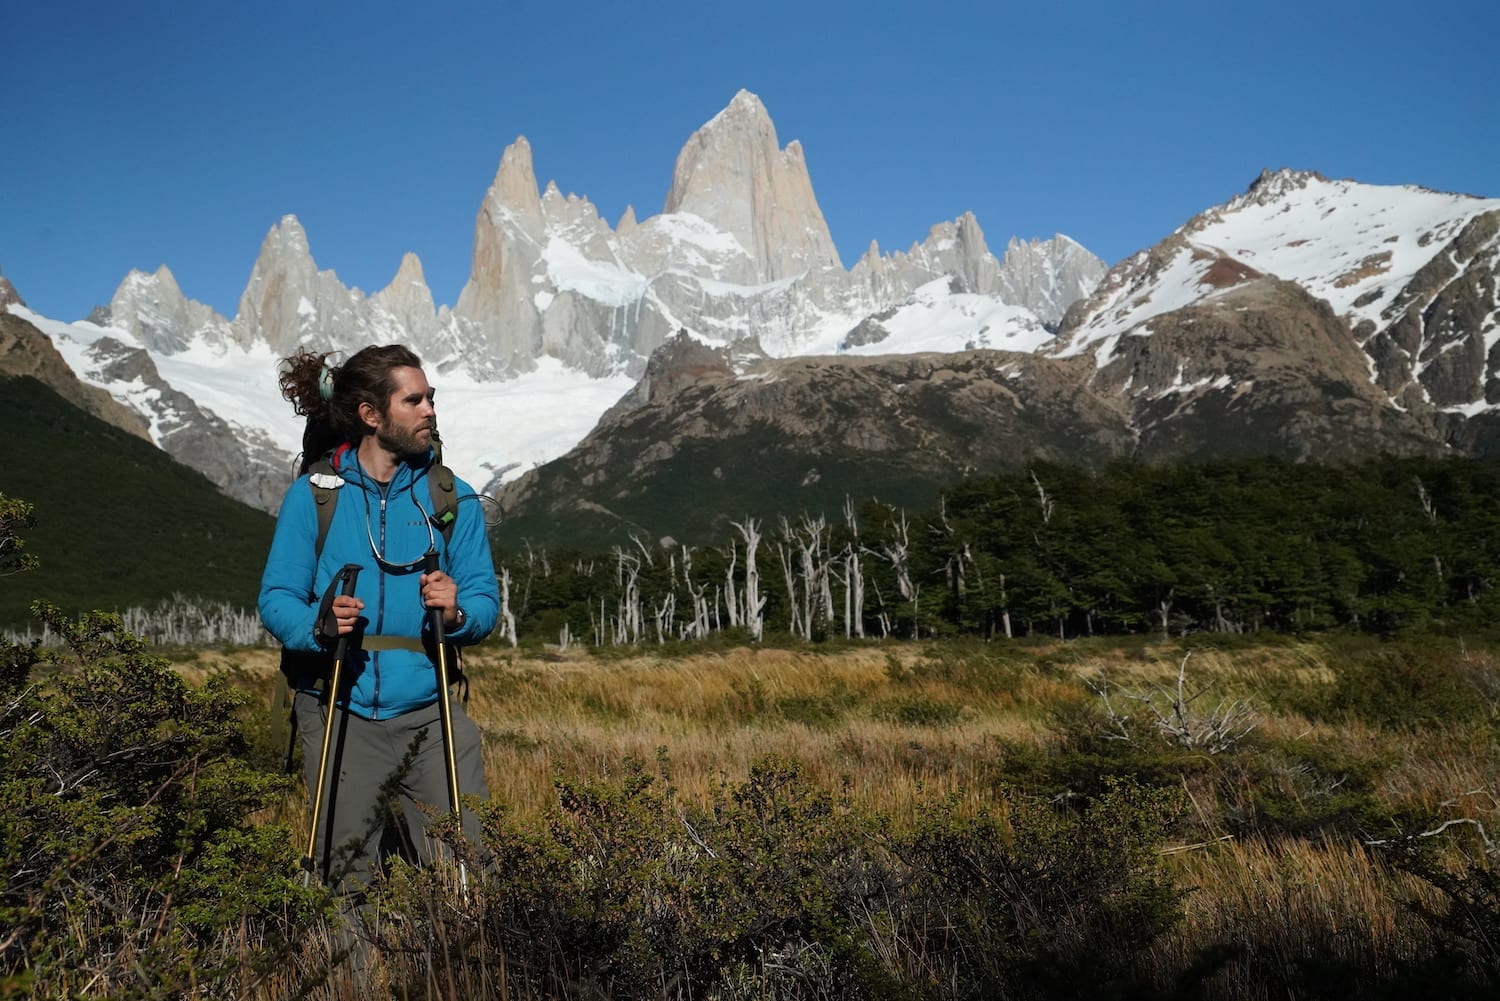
[{"xmin": 259, "ymin": 445, "xmax": 499, "ymax": 720}]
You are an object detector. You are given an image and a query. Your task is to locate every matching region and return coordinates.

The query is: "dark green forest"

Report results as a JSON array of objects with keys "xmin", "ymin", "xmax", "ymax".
[
  {"xmin": 494, "ymin": 456, "xmax": 1500, "ymax": 644},
  {"xmin": 0, "ymin": 376, "xmax": 275, "ymax": 628}
]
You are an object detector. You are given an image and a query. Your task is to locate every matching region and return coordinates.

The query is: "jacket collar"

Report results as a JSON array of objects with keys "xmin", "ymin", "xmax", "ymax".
[{"xmin": 329, "ymin": 442, "xmax": 435, "ymax": 492}]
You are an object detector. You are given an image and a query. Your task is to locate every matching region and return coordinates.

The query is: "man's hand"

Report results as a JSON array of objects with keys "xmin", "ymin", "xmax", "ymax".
[
  {"xmin": 329, "ymin": 594, "xmax": 364, "ymax": 636},
  {"xmin": 420, "ymin": 569, "xmax": 460, "ymax": 629}
]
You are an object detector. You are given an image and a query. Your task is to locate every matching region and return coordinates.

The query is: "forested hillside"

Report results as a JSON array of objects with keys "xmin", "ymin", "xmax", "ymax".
[
  {"xmin": 493, "ymin": 456, "xmax": 1500, "ymax": 644},
  {"xmin": 0, "ymin": 375, "xmax": 275, "ymax": 628}
]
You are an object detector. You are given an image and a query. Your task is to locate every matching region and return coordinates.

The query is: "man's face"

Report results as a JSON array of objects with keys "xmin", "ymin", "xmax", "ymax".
[{"xmin": 375, "ymin": 365, "xmax": 436, "ymax": 458}]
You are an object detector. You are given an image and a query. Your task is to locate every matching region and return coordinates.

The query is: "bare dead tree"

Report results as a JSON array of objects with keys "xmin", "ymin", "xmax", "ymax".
[
  {"xmin": 721, "ymin": 541, "xmax": 741, "ymax": 629},
  {"xmin": 778, "ymin": 514, "xmax": 835, "ymax": 641},
  {"xmin": 653, "ymin": 592, "xmax": 675, "ymax": 644},
  {"xmin": 677, "ymin": 544, "xmax": 711, "ymax": 639},
  {"xmin": 879, "ymin": 509, "xmax": 915, "ymax": 603},
  {"xmin": 612, "ymin": 546, "xmax": 644, "ymax": 645},
  {"xmin": 497, "ymin": 567, "xmax": 518, "ymax": 647},
  {"xmin": 1088, "ymin": 652, "xmax": 1261, "ymax": 754},
  {"xmin": 866, "ymin": 507, "xmax": 920, "ymax": 636},
  {"xmin": 776, "ymin": 517, "xmax": 804, "ymax": 640},
  {"xmin": 843, "ymin": 497, "xmax": 865, "ymax": 639},
  {"xmin": 1031, "ymin": 470, "xmax": 1055, "ymax": 525},
  {"xmin": 800, "ymin": 514, "xmax": 835, "ymax": 634},
  {"xmin": 733, "ymin": 517, "xmax": 766, "ymax": 641},
  {"xmin": 1415, "ymin": 475, "xmax": 1438, "ymax": 524}
]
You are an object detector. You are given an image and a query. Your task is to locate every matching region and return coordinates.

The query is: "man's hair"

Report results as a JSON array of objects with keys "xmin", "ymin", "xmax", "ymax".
[{"xmin": 278, "ymin": 344, "xmax": 424, "ymax": 473}]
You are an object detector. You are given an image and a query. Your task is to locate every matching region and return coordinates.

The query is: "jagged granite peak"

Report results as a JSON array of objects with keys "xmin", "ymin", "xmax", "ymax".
[
  {"xmin": 849, "ymin": 216, "xmax": 1106, "ymax": 330},
  {"xmin": 453, "ymin": 138, "xmax": 547, "ymax": 374},
  {"xmin": 109, "ymin": 264, "xmax": 235, "ymax": 354},
  {"xmin": 1091, "ymin": 276, "xmax": 1441, "ymax": 462},
  {"xmin": 229, "ymin": 215, "xmax": 455, "ymax": 367},
  {"xmin": 540, "ymin": 181, "xmax": 619, "ymax": 262},
  {"xmin": 369, "ymin": 252, "xmax": 447, "ymax": 357},
  {"xmin": 50, "ymin": 89, "xmax": 1120, "ymax": 518},
  {"xmin": 234, "ymin": 215, "xmax": 354, "ymax": 354},
  {"xmin": 998, "ymin": 234, "xmax": 1110, "ymax": 328},
  {"xmin": 871, "ymin": 213, "xmax": 1002, "ymax": 297},
  {"xmin": 663, "ymin": 89, "xmax": 842, "ymax": 283},
  {"xmin": 375, "ymin": 252, "xmax": 432, "ymax": 310}
]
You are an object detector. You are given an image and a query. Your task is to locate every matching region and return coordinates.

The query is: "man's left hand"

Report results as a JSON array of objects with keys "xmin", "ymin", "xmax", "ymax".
[{"xmin": 419, "ymin": 569, "xmax": 461, "ymax": 629}]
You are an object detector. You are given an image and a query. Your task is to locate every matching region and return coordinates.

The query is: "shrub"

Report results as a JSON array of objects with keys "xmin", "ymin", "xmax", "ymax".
[
  {"xmin": 404, "ymin": 753, "xmax": 885, "ymax": 998},
  {"xmin": 0, "ymin": 602, "xmax": 324, "ymax": 999},
  {"xmin": 888, "ymin": 778, "xmax": 1186, "ymax": 999}
]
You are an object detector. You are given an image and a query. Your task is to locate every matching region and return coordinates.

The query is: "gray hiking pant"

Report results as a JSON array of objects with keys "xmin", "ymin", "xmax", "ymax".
[{"xmin": 294, "ymin": 690, "xmax": 489, "ymax": 890}]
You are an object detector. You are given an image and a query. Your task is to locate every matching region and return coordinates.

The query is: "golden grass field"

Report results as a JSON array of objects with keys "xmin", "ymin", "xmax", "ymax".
[{"xmin": 168, "ymin": 634, "xmax": 1498, "ymax": 997}]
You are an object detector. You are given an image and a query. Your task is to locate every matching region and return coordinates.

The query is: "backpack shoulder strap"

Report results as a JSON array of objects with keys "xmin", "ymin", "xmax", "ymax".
[
  {"xmin": 305, "ymin": 457, "xmax": 342, "ymax": 561},
  {"xmin": 428, "ymin": 462, "xmax": 459, "ymax": 546}
]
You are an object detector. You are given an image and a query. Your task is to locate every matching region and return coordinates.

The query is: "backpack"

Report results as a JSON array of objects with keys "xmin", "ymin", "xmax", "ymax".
[{"xmin": 270, "ymin": 454, "xmax": 461, "ymax": 770}]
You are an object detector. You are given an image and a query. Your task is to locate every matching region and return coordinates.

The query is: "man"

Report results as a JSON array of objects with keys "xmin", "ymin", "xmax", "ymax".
[{"xmin": 259, "ymin": 344, "xmax": 498, "ymax": 890}]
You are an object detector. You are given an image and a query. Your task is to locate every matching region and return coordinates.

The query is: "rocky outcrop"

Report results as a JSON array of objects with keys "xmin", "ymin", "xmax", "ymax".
[
  {"xmin": 1055, "ymin": 170, "xmax": 1500, "ymax": 455},
  {"xmin": 494, "ymin": 343, "xmax": 1135, "ymax": 546},
  {"xmin": 78, "ymin": 336, "xmax": 292, "ymax": 511},
  {"xmin": 493, "ymin": 271, "xmax": 1464, "ymax": 547},
  {"xmin": 0, "ymin": 277, "xmax": 24, "ymax": 310},
  {"xmin": 0, "ymin": 311, "xmax": 151, "ymax": 441},
  {"xmin": 1092, "ymin": 278, "xmax": 1443, "ymax": 461},
  {"xmin": 1365, "ymin": 209, "xmax": 1500, "ymax": 410}
]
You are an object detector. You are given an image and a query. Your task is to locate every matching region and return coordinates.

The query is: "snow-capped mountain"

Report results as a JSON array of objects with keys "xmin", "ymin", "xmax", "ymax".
[
  {"xmin": 489, "ymin": 170, "xmax": 1500, "ymax": 546},
  {"xmin": 22, "ymin": 89, "xmax": 1102, "ymax": 510},
  {"xmin": 1053, "ymin": 169, "xmax": 1500, "ymax": 409}
]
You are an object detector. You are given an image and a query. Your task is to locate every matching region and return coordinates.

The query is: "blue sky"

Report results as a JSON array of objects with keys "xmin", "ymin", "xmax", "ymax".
[{"xmin": 4, "ymin": 0, "xmax": 1496, "ymax": 323}]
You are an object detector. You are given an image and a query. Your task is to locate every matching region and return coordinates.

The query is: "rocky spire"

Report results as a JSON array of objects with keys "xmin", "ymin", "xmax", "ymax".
[
  {"xmin": 453, "ymin": 137, "xmax": 546, "ymax": 372},
  {"xmin": 233, "ymin": 215, "xmax": 344, "ymax": 353},
  {"xmin": 663, "ymin": 89, "xmax": 842, "ymax": 283},
  {"xmin": 371, "ymin": 252, "xmax": 437, "ymax": 329},
  {"xmin": 109, "ymin": 264, "xmax": 234, "ymax": 353}
]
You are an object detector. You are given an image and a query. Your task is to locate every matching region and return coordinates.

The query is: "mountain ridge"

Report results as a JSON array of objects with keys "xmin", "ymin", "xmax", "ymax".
[{"xmin": 28, "ymin": 89, "xmax": 1104, "ymax": 511}]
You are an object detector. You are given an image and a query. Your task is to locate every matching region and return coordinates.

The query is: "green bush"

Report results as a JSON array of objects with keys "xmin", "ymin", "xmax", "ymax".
[
  {"xmin": 889, "ymin": 778, "xmax": 1186, "ymax": 999},
  {"xmin": 0, "ymin": 602, "xmax": 324, "ymax": 999},
  {"xmin": 1304, "ymin": 645, "xmax": 1494, "ymax": 729},
  {"xmin": 371, "ymin": 755, "xmax": 1190, "ymax": 1000}
]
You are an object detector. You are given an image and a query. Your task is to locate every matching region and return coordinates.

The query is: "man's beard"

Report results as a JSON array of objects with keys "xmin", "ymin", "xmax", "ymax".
[{"xmin": 376, "ymin": 420, "xmax": 430, "ymax": 459}]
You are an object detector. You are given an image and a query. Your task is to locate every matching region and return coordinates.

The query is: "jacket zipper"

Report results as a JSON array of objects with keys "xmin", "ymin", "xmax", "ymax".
[{"xmin": 371, "ymin": 483, "xmax": 388, "ymax": 719}]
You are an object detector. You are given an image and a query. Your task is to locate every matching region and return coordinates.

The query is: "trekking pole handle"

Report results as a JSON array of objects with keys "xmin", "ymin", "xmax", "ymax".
[
  {"xmin": 421, "ymin": 550, "xmax": 445, "ymax": 639},
  {"xmin": 316, "ymin": 563, "xmax": 364, "ymax": 646}
]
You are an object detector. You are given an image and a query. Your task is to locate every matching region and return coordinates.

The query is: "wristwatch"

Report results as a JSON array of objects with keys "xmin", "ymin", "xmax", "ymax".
[{"xmin": 452, "ymin": 606, "xmax": 467, "ymax": 630}]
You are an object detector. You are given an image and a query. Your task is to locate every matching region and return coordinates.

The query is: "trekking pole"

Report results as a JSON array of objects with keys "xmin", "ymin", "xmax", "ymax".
[
  {"xmin": 302, "ymin": 563, "xmax": 362, "ymax": 888},
  {"xmin": 422, "ymin": 549, "xmax": 468, "ymax": 894}
]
